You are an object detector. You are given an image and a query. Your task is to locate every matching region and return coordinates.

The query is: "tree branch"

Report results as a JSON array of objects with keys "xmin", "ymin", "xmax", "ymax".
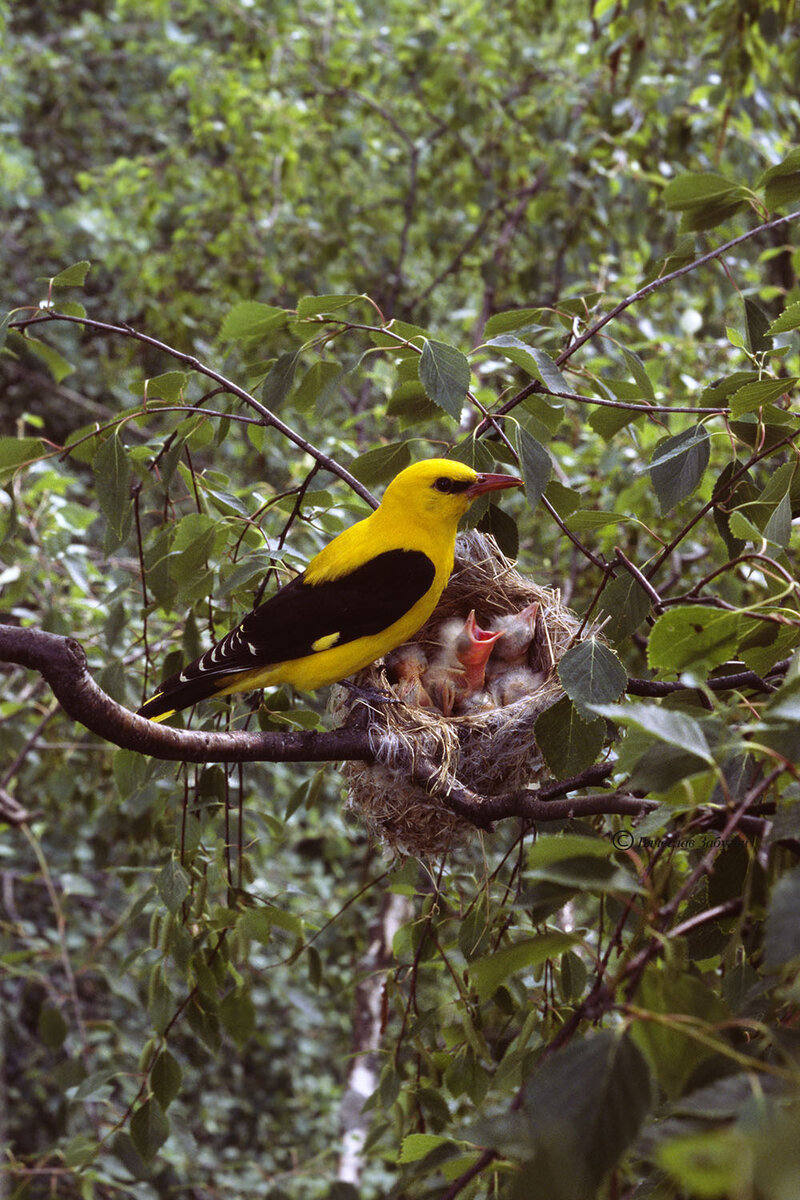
[
  {"xmin": 408, "ymin": 757, "xmax": 646, "ymax": 828},
  {"xmin": 0, "ymin": 625, "xmax": 641, "ymax": 831},
  {"xmin": 0, "ymin": 625, "xmax": 374, "ymax": 764},
  {"xmin": 9, "ymin": 311, "xmax": 378, "ymax": 508}
]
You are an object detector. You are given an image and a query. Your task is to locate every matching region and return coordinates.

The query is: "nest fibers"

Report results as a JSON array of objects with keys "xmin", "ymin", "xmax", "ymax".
[{"xmin": 331, "ymin": 531, "xmax": 584, "ymax": 857}]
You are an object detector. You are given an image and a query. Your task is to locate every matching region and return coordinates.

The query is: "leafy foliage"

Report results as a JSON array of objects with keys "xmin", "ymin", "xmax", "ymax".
[{"xmin": 4, "ymin": 1, "xmax": 800, "ymax": 1198}]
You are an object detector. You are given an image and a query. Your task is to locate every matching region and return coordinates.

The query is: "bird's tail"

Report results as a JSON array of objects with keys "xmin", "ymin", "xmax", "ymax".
[
  {"xmin": 137, "ymin": 671, "xmax": 224, "ymax": 722},
  {"xmin": 137, "ymin": 691, "xmax": 177, "ymax": 722}
]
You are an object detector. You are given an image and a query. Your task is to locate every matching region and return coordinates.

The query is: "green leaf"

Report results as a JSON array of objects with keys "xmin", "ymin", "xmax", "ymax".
[
  {"xmin": 595, "ymin": 573, "xmax": 652, "ymax": 645},
  {"xmin": 296, "ymin": 293, "xmax": 363, "ymax": 319},
  {"xmin": 566, "ymin": 510, "xmax": 631, "ymax": 533},
  {"xmin": 766, "ymin": 299, "xmax": 800, "ymax": 337},
  {"xmin": 168, "ymin": 513, "xmax": 220, "ymax": 580},
  {"xmin": 591, "ymin": 701, "xmax": 714, "ymax": 764},
  {"xmin": 527, "ymin": 834, "xmax": 616, "ymax": 869},
  {"xmin": 560, "ymin": 950, "xmax": 589, "ymax": 1002},
  {"xmin": 663, "ymin": 172, "xmax": 747, "ymax": 230},
  {"xmin": 712, "ymin": 460, "xmax": 751, "ymax": 558},
  {"xmin": 763, "ymin": 865, "xmax": 800, "ymax": 969},
  {"xmin": 54, "ymin": 300, "xmax": 86, "ymax": 318},
  {"xmin": 515, "ymin": 425, "xmax": 552, "ymax": 508},
  {"xmin": 293, "ymin": 360, "xmax": 342, "ymax": 414},
  {"xmin": 219, "ymin": 986, "xmax": 256, "ymax": 1048},
  {"xmin": 658, "ymin": 1128, "xmax": 749, "ymax": 1197},
  {"xmin": 150, "ymin": 1050, "xmax": 182, "ymax": 1111},
  {"xmin": 729, "ymin": 376, "xmax": 796, "ymax": 418},
  {"xmin": 483, "ymin": 308, "xmax": 544, "ymax": 338},
  {"xmin": 219, "ymin": 301, "xmax": 288, "ymax": 341},
  {"xmin": 38, "ymin": 1004, "xmax": 68, "ymax": 1049},
  {"xmin": 92, "ymin": 430, "xmax": 132, "ymax": 544},
  {"xmin": 144, "ymin": 371, "xmax": 189, "ymax": 402},
  {"xmin": 621, "ymin": 347, "xmax": 655, "ymax": 400},
  {"xmin": 728, "ymin": 510, "xmax": 762, "ymax": 543},
  {"xmin": 50, "ymin": 260, "xmax": 91, "ymax": 286},
  {"xmin": 649, "ymin": 425, "xmax": 710, "ymax": 513},
  {"xmin": 348, "ymin": 442, "xmax": 412, "ymax": 487},
  {"xmin": 398, "ymin": 1133, "xmax": 452, "ymax": 1164},
  {"xmin": 130, "ymin": 1096, "xmax": 170, "ymax": 1161},
  {"xmin": 239, "ymin": 903, "xmax": 303, "ymax": 943},
  {"xmin": 544, "ymin": 480, "xmax": 580, "ymax": 519},
  {"xmin": 558, "ymin": 639, "xmax": 628, "ymax": 719},
  {"xmin": 524, "ymin": 838, "xmax": 644, "ymax": 894},
  {"xmin": 647, "ymin": 606, "xmax": 741, "ymax": 675},
  {"xmin": 631, "ymin": 968, "xmax": 729, "ymax": 1098},
  {"xmin": 763, "ymin": 489, "xmax": 792, "ymax": 547},
  {"xmin": 156, "ymin": 858, "xmax": 190, "ymax": 915},
  {"xmin": 534, "ymin": 695, "xmax": 606, "ymax": 776},
  {"xmin": 418, "ymin": 339, "xmax": 470, "ymax": 420},
  {"xmin": 470, "ymin": 931, "xmax": 576, "ymax": 1000},
  {"xmin": 478, "ymin": 499, "xmax": 519, "ymax": 558},
  {"xmin": 262, "ymin": 351, "xmax": 300, "ymax": 408},
  {"xmin": 763, "ymin": 676, "xmax": 800, "ymax": 723},
  {"xmin": 73, "ymin": 1069, "xmax": 121, "ymax": 1103},
  {"xmin": 24, "ymin": 334, "xmax": 75, "ymax": 383},
  {"xmin": 0, "ymin": 436, "xmax": 46, "ymax": 485},
  {"xmin": 744, "ymin": 298, "xmax": 772, "ymax": 354},
  {"xmin": 759, "ymin": 147, "xmax": 800, "ymax": 210},
  {"xmin": 486, "ymin": 335, "xmax": 568, "ymax": 392},
  {"xmin": 519, "ymin": 1031, "xmax": 652, "ymax": 1191}
]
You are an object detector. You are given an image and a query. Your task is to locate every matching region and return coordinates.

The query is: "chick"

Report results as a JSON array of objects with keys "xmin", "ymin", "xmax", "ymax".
[
  {"xmin": 385, "ymin": 643, "xmax": 432, "ymax": 707},
  {"xmin": 454, "ymin": 610, "xmax": 504, "ymax": 692},
  {"xmin": 423, "ymin": 617, "xmax": 467, "ymax": 715},
  {"xmin": 424, "ymin": 610, "xmax": 503, "ymax": 716},
  {"xmin": 489, "ymin": 664, "xmax": 547, "ymax": 707},
  {"xmin": 487, "ymin": 603, "xmax": 539, "ymax": 675},
  {"xmin": 456, "ymin": 687, "xmax": 497, "ymax": 716}
]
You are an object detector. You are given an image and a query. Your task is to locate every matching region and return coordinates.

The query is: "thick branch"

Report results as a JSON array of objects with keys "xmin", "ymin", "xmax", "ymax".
[
  {"xmin": 408, "ymin": 757, "xmax": 648, "ymax": 828},
  {"xmin": 0, "ymin": 625, "xmax": 373, "ymax": 764},
  {"xmin": 1, "ymin": 625, "xmax": 637, "ymax": 830},
  {"xmin": 626, "ymin": 668, "xmax": 778, "ymax": 697}
]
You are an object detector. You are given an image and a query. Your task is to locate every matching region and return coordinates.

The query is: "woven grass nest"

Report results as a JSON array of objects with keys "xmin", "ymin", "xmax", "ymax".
[{"xmin": 331, "ymin": 531, "xmax": 584, "ymax": 857}]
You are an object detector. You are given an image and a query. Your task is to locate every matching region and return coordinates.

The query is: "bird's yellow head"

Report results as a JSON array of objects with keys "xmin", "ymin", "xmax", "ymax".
[{"xmin": 377, "ymin": 458, "xmax": 523, "ymax": 533}]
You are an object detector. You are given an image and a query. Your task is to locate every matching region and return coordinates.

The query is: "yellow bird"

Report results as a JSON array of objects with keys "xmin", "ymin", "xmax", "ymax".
[{"xmin": 138, "ymin": 458, "xmax": 523, "ymax": 721}]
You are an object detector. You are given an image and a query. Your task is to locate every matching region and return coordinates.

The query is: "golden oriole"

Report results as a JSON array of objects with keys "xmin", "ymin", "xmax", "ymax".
[{"xmin": 138, "ymin": 458, "xmax": 522, "ymax": 721}]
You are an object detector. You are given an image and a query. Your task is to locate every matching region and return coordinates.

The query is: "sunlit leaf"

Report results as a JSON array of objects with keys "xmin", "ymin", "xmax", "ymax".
[
  {"xmin": 296, "ymin": 293, "xmax": 364, "ymax": 318},
  {"xmin": 470, "ymin": 931, "xmax": 576, "ymax": 1000},
  {"xmin": 591, "ymin": 701, "xmax": 714, "ymax": 764},
  {"xmin": 49, "ymin": 260, "xmax": 91, "ymax": 286},
  {"xmin": 647, "ymin": 606, "xmax": 741, "ymax": 674}
]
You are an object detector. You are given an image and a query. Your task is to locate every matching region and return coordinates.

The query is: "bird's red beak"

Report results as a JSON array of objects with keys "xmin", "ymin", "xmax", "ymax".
[{"xmin": 465, "ymin": 472, "xmax": 524, "ymax": 499}]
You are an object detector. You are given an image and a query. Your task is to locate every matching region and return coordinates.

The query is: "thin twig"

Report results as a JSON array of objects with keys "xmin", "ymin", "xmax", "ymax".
[
  {"xmin": 10, "ymin": 311, "xmax": 378, "ymax": 508},
  {"xmin": 556, "ymin": 208, "xmax": 800, "ymax": 367}
]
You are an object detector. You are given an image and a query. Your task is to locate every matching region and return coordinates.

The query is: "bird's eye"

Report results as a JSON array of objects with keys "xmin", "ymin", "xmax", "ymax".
[{"xmin": 433, "ymin": 477, "xmax": 454, "ymax": 493}]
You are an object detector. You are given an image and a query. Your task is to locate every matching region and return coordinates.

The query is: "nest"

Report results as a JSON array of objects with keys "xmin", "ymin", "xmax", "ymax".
[{"xmin": 332, "ymin": 531, "xmax": 585, "ymax": 857}]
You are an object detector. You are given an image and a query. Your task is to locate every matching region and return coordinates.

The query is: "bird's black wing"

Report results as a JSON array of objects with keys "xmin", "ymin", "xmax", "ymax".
[
  {"xmin": 220, "ymin": 547, "xmax": 435, "ymax": 671},
  {"xmin": 140, "ymin": 549, "xmax": 435, "ymax": 714}
]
